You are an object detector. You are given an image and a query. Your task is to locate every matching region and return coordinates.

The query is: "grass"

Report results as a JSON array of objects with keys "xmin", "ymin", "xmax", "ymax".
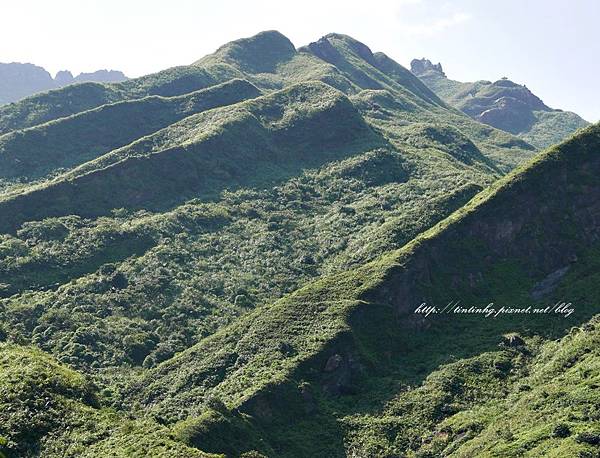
[
  {"xmin": 0, "ymin": 30, "xmax": 593, "ymax": 457},
  {"xmin": 415, "ymin": 68, "xmax": 589, "ymax": 148},
  {"xmin": 122, "ymin": 123, "xmax": 600, "ymax": 457},
  {"xmin": 0, "ymin": 344, "xmax": 214, "ymax": 457},
  {"xmin": 0, "ymin": 79, "xmax": 261, "ymax": 181}
]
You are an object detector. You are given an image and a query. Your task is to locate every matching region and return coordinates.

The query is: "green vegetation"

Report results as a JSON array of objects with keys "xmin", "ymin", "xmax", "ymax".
[
  {"xmin": 412, "ymin": 59, "xmax": 589, "ymax": 148},
  {"xmin": 0, "ymin": 30, "xmax": 597, "ymax": 457},
  {"xmin": 0, "ymin": 79, "xmax": 261, "ymax": 182},
  {"xmin": 0, "ymin": 343, "xmax": 215, "ymax": 457}
]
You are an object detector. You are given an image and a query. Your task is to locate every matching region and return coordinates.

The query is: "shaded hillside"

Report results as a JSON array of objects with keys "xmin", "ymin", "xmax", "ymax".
[
  {"xmin": 0, "ymin": 82, "xmax": 380, "ymax": 231},
  {"xmin": 0, "ymin": 31, "xmax": 563, "ymax": 457},
  {"xmin": 0, "ymin": 63, "xmax": 55, "ymax": 105},
  {"xmin": 0, "ymin": 343, "xmax": 213, "ymax": 457},
  {"xmin": 411, "ymin": 58, "xmax": 589, "ymax": 148},
  {"xmin": 0, "ymin": 79, "xmax": 260, "ymax": 182},
  {"xmin": 0, "ymin": 59, "xmax": 257, "ymax": 135},
  {"xmin": 127, "ymin": 124, "xmax": 600, "ymax": 457}
]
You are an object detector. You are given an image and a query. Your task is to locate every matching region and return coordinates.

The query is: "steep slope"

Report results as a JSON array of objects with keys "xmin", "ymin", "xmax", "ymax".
[
  {"xmin": 411, "ymin": 58, "xmax": 589, "ymax": 148},
  {"xmin": 299, "ymin": 33, "xmax": 445, "ymax": 108},
  {"xmin": 0, "ymin": 343, "xmax": 214, "ymax": 457},
  {"xmin": 349, "ymin": 316, "xmax": 600, "ymax": 457},
  {"xmin": 0, "ymin": 31, "xmax": 348, "ymax": 136},
  {"xmin": 0, "ymin": 81, "xmax": 381, "ymax": 232},
  {"xmin": 0, "ymin": 31, "xmax": 535, "ymax": 375},
  {"xmin": 0, "ymin": 31, "xmax": 534, "ymax": 170},
  {"xmin": 299, "ymin": 35, "xmax": 535, "ymax": 171},
  {"xmin": 129, "ymin": 124, "xmax": 600, "ymax": 456},
  {"xmin": 0, "ymin": 31, "xmax": 559, "ymax": 457},
  {"xmin": 0, "ymin": 65, "xmax": 239, "ymax": 135}
]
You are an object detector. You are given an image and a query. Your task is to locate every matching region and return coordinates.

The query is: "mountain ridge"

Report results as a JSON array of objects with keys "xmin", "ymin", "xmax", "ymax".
[
  {"xmin": 411, "ymin": 57, "xmax": 589, "ymax": 148},
  {"xmin": 128, "ymin": 123, "xmax": 600, "ymax": 456},
  {"xmin": 0, "ymin": 30, "xmax": 596, "ymax": 457},
  {"xmin": 0, "ymin": 62, "xmax": 127, "ymax": 105}
]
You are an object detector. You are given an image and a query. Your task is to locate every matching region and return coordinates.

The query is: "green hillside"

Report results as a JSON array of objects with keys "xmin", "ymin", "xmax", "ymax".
[
  {"xmin": 1, "ymin": 30, "xmax": 595, "ymax": 457},
  {"xmin": 0, "ymin": 79, "xmax": 260, "ymax": 182},
  {"xmin": 0, "ymin": 343, "xmax": 215, "ymax": 457},
  {"xmin": 120, "ymin": 124, "xmax": 600, "ymax": 457},
  {"xmin": 0, "ymin": 81, "xmax": 381, "ymax": 231},
  {"xmin": 411, "ymin": 58, "xmax": 589, "ymax": 148}
]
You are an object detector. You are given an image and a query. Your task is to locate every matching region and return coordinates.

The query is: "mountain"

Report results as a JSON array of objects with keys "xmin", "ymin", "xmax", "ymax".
[
  {"xmin": 0, "ymin": 62, "xmax": 127, "ymax": 105},
  {"xmin": 54, "ymin": 69, "xmax": 127, "ymax": 86},
  {"xmin": 0, "ymin": 63, "xmax": 56, "ymax": 105},
  {"xmin": 0, "ymin": 30, "xmax": 595, "ymax": 457},
  {"xmin": 124, "ymin": 123, "xmax": 600, "ymax": 457},
  {"xmin": 411, "ymin": 58, "xmax": 589, "ymax": 148}
]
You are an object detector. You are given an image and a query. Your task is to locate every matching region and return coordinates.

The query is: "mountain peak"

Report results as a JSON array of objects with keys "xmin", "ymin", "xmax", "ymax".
[
  {"xmin": 300, "ymin": 33, "xmax": 377, "ymax": 65},
  {"xmin": 410, "ymin": 58, "xmax": 445, "ymax": 77},
  {"xmin": 54, "ymin": 70, "xmax": 74, "ymax": 86},
  {"xmin": 205, "ymin": 30, "xmax": 296, "ymax": 72}
]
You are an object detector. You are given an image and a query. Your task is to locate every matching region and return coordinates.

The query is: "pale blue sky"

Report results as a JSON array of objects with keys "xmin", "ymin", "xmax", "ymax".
[{"xmin": 2, "ymin": 0, "xmax": 598, "ymax": 120}]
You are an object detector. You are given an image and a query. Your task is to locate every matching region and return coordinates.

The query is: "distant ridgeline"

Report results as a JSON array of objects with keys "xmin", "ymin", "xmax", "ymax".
[
  {"xmin": 411, "ymin": 58, "xmax": 589, "ymax": 148},
  {"xmin": 0, "ymin": 31, "xmax": 598, "ymax": 457},
  {"xmin": 0, "ymin": 62, "xmax": 127, "ymax": 104}
]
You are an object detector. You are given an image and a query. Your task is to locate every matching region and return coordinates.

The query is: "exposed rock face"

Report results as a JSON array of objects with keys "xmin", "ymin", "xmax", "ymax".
[
  {"xmin": 54, "ymin": 69, "xmax": 127, "ymax": 87},
  {"xmin": 410, "ymin": 59, "xmax": 589, "ymax": 146},
  {"xmin": 410, "ymin": 58, "xmax": 445, "ymax": 77},
  {"xmin": 530, "ymin": 266, "xmax": 571, "ymax": 300},
  {"xmin": 475, "ymin": 95, "xmax": 538, "ymax": 134},
  {"xmin": 502, "ymin": 333, "xmax": 526, "ymax": 347},
  {"xmin": 73, "ymin": 69, "xmax": 127, "ymax": 84},
  {"xmin": 451, "ymin": 78, "xmax": 552, "ymax": 134},
  {"xmin": 322, "ymin": 351, "xmax": 362, "ymax": 396}
]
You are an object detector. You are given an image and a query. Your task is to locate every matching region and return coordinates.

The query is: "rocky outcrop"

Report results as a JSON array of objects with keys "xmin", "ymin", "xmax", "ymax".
[
  {"xmin": 54, "ymin": 70, "xmax": 75, "ymax": 86},
  {"xmin": 55, "ymin": 69, "xmax": 127, "ymax": 87},
  {"xmin": 410, "ymin": 59, "xmax": 589, "ymax": 146},
  {"xmin": 410, "ymin": 58, "xmax": 445, "ymax": 77}
]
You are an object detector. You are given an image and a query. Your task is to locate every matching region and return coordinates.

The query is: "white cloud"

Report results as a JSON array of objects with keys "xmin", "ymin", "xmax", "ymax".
[{"xmin": 398, "ymin": 12, "xmax": 472, "ymax": 37}]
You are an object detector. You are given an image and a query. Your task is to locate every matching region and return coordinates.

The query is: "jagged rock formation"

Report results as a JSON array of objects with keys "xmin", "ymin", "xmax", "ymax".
[
  {"xmin": 410, "ymin": 57, "xmax": 445, "ymax": 77},
  {"xmin": 411, "ymin": 58, "xmax": 589, "ymax": 147},
  {"xmin": 0, "ymin": 63, "xmax": 55, "ymax": 104},
  {"xmin": 0, "ymin": 63, "xmax": 127, "ymax": 104},
  {"xmin": 55, "ymin": 69, "xmax": 128, "ymax": 86}
]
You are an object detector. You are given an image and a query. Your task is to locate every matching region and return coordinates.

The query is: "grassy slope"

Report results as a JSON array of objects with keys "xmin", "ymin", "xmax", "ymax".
[
  {"xmin": 0, "ymin": 31, "xmax": 552, "ymax": 457},
  {"xmin": 0, "ymin": 343, "xmax": 216, "ymax": 458},
  {"xmin": 417, "ymin": 70, "xmax": 589, "ymax": 149},
  {"xmin": 0, "ymin": 64, "xmax": 244, "ymax": 135},
  {"xmin": 0, "ymin": 79, "xmax": 261, "ymax": 182},
  {"xmin": 129, "ymin": 124, "xmax": 600, "ymax": 456},
  {"xmin": 0, "ymin": 62, "xmax": 516, "ymax": 372},
  {"xmin": 299, "ymin": 34, "xmax": 535, "ymax": 171},
  {"xmin": 0, "ymin": 81, "xmax": 381, "ymax": 232},
  {"xmin": 0, "ymin": 31, "xmax": 351, "ymax": 137}
]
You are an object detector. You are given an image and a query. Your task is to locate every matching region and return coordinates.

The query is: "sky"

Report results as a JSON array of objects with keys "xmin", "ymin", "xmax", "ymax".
[{"xmin": 2, "ymin": 0, "xmax": 598, "ymax": 121}]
